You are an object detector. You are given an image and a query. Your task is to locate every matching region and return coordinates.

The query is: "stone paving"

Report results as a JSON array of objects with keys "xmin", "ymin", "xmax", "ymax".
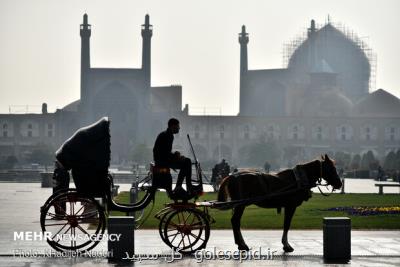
[{"xmin": 0, "ymin": 182, "xmax": 399, "ymax": 266}]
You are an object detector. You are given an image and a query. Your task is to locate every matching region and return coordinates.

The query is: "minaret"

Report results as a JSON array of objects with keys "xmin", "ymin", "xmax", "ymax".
[
  {"xmin": 141, "ymin": 14, "xmax": 152, "ymax": 88},
  {"xmin": 239, "ymin": 25, "xmax": 249, "ymax": 115},
  {"xmin": 80, "ymin": 13, "xmax": 91, "ymax": 105}
]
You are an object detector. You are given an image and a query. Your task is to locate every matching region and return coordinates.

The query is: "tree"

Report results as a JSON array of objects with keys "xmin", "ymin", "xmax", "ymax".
[
  {"xmin": 361, "ymin": 150, "xmax": 376, "ymax": 170},
  {"xmin": 334, "ymin": 151, "xmax": 351, "ymax": 170},
  {"xmin": 384, "ymin": 150, "xmax": 400, "ymax": 171},
  {"xmin": 245, "ymin": 137, "xmax": 280, "ymax": 169},
  {"xmin": 6, "ymin": 155, "xmax": 18, "ymax": 168},
  {"xmin": 27, "ymin": 143, "xmax": 54, "ymax": 167},
  {"xmin": 396, "ymin": 150, "xmax": 400, "ymax": 170},
  {"xmin": 0, "ymin": 155, "xmax": 18, "ymax": 169},
  {"xmin": 264, "ymin": 161, "xmax": 271, "ymax": 173},
  {"xmin": 130, "ymin": 143, "xmax": 152, "ymax": 165},
  {"xmin": 383, "ymin": 151, "xmax": 395, "ymax": 170},
  {"xmin": 350, "ymin": 154, "xmax": 361, "ymax": 170},
  {"xmin": 283, "ymin": 146, "xmax": 303, "ymax": 167}
]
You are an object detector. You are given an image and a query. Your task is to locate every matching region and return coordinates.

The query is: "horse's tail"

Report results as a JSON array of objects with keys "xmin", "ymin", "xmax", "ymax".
[{"xmin": 217, "ymin": 176, "xmax": 230, "ymax": 202}]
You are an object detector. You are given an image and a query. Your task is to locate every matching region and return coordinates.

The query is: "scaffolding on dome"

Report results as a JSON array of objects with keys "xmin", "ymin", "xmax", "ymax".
[
  {"xmin": 282, "ymin": 21, "xmax": 377, "ymax": 91},
  {"xmin": 8, "ymin": 105, "xmax": 42, "ymax": 114}
]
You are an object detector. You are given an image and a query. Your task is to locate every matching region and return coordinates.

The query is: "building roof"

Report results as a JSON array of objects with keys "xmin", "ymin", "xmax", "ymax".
[
  {"xmin": 300, "ymin": 89, "xmax": 354, "ymax": 117},
  {"xmin": 354, "ymin": 89, "xmax": 400, "ymax": 117},
  {"xmin": 62, "ymin": 100, "xmax": 80, "ymax": 112}
]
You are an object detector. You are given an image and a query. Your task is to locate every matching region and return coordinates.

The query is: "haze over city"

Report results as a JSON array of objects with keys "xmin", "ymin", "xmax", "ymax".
[{"xmin": 0, "ymin": 0, "xmax": 399, "ymax": 115}]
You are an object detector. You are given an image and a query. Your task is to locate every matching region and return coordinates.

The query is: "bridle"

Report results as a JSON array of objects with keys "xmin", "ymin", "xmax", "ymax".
[{"xmin": 316, "ymin": 160, "xmax": 335, "ymax": 197}]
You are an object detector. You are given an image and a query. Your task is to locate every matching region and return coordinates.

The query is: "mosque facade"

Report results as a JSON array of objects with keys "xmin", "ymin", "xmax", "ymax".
[{"xmin": 1, "ymin": 15, "xmax": 399, "ymax": 167}]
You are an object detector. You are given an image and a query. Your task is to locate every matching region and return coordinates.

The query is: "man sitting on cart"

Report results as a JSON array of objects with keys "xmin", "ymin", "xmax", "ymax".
[{"xmin": 153, "ymin": 118, "xmax": 193, "ymax": 199}]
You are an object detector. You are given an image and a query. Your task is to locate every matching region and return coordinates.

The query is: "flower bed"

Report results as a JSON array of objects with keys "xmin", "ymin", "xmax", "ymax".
[{"xmin": 326, "ymin": 206, "xmax": 400, "ymax": 216}]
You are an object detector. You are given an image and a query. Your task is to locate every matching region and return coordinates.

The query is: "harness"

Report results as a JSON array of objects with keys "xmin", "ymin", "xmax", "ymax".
[
  {"xmin": 293, "ymin": 165, "xmax": 311, "ymax": 189},
  {"xmin": 294, "ymin": 161, "xmax": 334, "ymax": 197},
  {"xmin": 292, "ymin": 165, "xmax": 313, "ymax": 201}
]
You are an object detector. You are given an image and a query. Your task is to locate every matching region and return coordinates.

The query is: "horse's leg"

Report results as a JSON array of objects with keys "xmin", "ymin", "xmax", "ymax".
[
  {"xmin": 282, "ymin": 205, "xmax": 296, "ymax": 252},
  {"xmin": 231, "ymin": 205, "xmax": 249, "ymax": 251}
]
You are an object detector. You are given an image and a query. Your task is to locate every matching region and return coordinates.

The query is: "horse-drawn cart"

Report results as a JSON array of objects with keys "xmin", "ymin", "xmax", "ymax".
[{"xmin": 40, "ymin": 117, "xmax": 342, "ymax": 254}]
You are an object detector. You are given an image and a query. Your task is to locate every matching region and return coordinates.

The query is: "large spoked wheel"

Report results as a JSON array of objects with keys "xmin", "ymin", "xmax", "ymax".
[
  {"xmin": 162, "ymin": 208, "xmax": 210, "ymax": 254},
  {"xmin": 40, "ymin": 191, "xmax": 106, "ymax": 252},
  {"xmin": 157, "ymin": 208, "xmax": 175, "ymax": 244}
]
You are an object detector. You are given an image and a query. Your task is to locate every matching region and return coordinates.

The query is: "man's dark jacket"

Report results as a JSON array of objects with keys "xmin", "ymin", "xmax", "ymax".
[{"xmin": 153, "ymin": 129, "xmax": 175, "ymax": 166}]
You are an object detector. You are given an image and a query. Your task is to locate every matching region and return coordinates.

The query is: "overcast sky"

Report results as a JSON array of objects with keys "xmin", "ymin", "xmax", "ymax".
[{"xmin": 0, "ymin": 0, "xmax": 399, "ymax": 115}]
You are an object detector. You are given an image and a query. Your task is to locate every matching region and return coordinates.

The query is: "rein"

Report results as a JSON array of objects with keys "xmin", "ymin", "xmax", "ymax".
[{"xmin": 315, "ymin": 160, "xmax": 335, "ymax": 197}]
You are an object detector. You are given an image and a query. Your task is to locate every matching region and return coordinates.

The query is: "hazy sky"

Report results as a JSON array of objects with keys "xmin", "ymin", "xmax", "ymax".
[{"xmin": 0, "ymin": 0, "xmax": 399, "ymax": 115}]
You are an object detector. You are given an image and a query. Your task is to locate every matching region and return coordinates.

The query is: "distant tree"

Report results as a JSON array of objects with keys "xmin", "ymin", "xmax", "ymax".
[
  {"xmin": 369, "ymin": 160, "xmax": 380, "ymax": 171},
  {"xmin": 361, "ymin": 150, "xmax": 376, "ymax": 170},
  {"xmin": 130, "ymin": 143, "xmax": 152, "ymax": 165},
  {"xmin": 245, "ymin": 136, "xmax": 280, "ymax": 169},
  {"xmin": 264, "ymin": 161, "xmax": 271, "ymax": 173},
  {"xmin": 283, "ymin": 146, "xmax": 302, "ymax": 167},
  {"xmin": 396, "ymin": 149, "xmax": 400, "ymax": 158},
  {"xmin": 350, "ymin": 154, "xmax": 361, "ymax": 170},
  {"xmin": 5, "ymin": 155, "xmax": 18, "ymax": 169},
  {"xmin": 326, "ymin": 151, "xmax": 335, "ymax": 158},
  {"xmin": 396, "ymin": 150, "xmax": 400, "ymax": 170},
  {"xmin": 385, "ymin": 150, "xmax": 400, "ymax": 171},
  {"xmin": 334, "ymin": 151, "xmax": 351, "ymax": 170},
  {"xmin": 383, "ymin": 151, "xmax": 396, "ymax": 170},
  {"xmin": 202, "ymin": 159, "xmax": 218, "ymax": 171},
  {"xmin": 27, "ymin": 143, "xmax": 54, "ymax": 167},
  {"xmin": 1, "ymin": 155, "xmax": 18, "ymax": 169}
]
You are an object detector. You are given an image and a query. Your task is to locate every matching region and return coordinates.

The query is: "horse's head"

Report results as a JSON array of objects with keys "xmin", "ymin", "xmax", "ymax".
[{"xmin": 321, "ymin": 154, "xmax": 342, "ymax": 190}]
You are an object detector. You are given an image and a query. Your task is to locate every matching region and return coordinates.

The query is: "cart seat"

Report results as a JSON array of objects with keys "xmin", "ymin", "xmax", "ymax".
[
  {"xmin": 150, "ymin": 163, "xmax": 203, "ymax": 201},
  {"xmin": 150, "ymin": 163, "xmax": 172, "ymax": 194}
]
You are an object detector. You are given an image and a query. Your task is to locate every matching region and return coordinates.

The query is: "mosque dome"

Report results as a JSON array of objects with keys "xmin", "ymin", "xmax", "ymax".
[
  {"xmin": 353, "ymin": 89, "xmax": 400, "ymax": 117},
  {"xmin": 62, "ymin": 100, "xmax": 80, "ymax": 112},
  {"xmin": 287, "ymin": 22, "xmax": 371, "ymax": 101}
]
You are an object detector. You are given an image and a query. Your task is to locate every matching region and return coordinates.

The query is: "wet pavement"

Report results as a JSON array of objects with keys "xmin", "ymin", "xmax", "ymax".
[{"xmin": 0, "ymin": 182, "xmax": 399, "ymax": 266}]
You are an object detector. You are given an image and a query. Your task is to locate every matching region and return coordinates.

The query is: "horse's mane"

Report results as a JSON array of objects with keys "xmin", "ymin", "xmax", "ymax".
[{"xmin": 297, "ymin": 158, "xmax": 321, "ymax": 167}]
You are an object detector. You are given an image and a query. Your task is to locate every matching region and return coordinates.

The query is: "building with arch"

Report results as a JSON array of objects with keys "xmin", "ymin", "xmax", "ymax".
[{"xmin": 1, "ymin": 16, "xmax": 399, "ymax": 167}]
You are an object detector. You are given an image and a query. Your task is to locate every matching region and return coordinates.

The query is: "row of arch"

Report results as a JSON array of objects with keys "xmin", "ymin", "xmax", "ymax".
[
  {"xmin": 191, "ymin": 143, "xmax": 399, "ymax": 164},
  {"xmin": 189, "ymin": 124, "xmax": 400, "ymax": 141},
  {"xmin": 0, "ymin": 122, "xmax": 55, "ymax": 138}
]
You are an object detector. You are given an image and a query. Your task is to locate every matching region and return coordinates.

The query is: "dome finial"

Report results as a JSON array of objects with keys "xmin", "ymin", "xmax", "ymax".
[{"xmin": 311, "ymin": 19, "xmax": 316, "ymax": 32}]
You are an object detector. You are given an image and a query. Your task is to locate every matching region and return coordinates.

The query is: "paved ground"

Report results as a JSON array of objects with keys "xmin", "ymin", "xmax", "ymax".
[{"xmin": 0, "ymin": 182, "xmax": 399, "ymax": 266}]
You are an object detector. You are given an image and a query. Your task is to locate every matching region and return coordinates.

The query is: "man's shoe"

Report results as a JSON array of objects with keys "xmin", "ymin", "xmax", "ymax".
[
  {"xmin": 171, "ymin": 187, "xmax": 188, "ymax": 199},
  {"xmin": 188, "ymin": 185, "xmax": 203, "ymax": 198}
]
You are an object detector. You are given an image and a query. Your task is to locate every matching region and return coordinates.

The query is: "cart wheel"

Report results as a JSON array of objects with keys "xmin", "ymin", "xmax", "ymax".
[
  {"xmin": 163, "ymin": 208, "xmax": 210, "ymax": 254},
  {"xmin": 40, "ymin": 191, "xmax": 106, "ymax": 252},
  {"xmin": 158, "ymin": 208, "xmax": 175, "ymax": 244}
]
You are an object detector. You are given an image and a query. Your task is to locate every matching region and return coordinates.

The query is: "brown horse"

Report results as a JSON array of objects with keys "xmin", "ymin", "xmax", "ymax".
[{"xmin": 217, "ymin": 154, "xmax": 342, "ymax": 252}]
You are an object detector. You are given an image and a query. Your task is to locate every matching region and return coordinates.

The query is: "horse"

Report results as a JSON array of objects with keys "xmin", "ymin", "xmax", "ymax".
[{"xmin": 217, "ymin": 154, "xmax": 342, "ymax": 252}]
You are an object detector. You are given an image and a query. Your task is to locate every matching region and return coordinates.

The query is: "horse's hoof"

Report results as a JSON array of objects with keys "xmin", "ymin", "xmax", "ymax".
[
  {"xmin": 238, "ymin": 244, "xmax": 250, "ymax": 251},
  {"xmin": 283, "ymin": 245, "xmax": 294, "ymax": 253}
]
